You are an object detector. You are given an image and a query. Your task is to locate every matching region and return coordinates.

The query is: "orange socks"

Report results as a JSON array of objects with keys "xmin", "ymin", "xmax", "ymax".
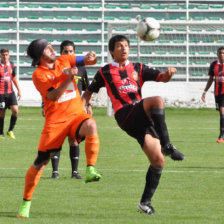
[
  {"xmin": 85, "ymin": 135, "xmax": 99, "ymax": 166},
  {"xmin": 23, "ymin": 166, "xmax": 43, "ymax": 201}
]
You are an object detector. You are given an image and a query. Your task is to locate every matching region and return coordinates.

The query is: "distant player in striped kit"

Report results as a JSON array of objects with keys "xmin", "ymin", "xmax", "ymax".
[
  {"xmin": 202, "ymin": 47, "xmax": 224, "ymax": 143},
  {"xmin": 82, "ymin": 35, "xmax": 185, "ymax": 215},
  {"xmin": 0, "ymin": 48, "xmax": 21, "ymax": 139}
]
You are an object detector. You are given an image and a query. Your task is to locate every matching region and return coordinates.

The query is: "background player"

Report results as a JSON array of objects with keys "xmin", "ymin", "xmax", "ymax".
[
  {"xmin": 50, "ymin": 40, "xmax": 92, "ymax": 179},
  {"xmin": 202, "ymin": 46, "xmax": 224, "ymax": 143},
  {"xmin": 18, "ymin": 39, "xmax": 101, "ymax": 218},
  {"xmin": 82, "ymin": 35, "xmax": 185, "ymax": 215},
  {"xmin": 0, "ymin": 48, "xmax": 21, "ymax": 139}
]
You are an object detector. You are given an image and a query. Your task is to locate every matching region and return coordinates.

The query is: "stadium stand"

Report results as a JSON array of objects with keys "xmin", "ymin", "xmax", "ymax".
[{"xmin": 1, "ymin": 0, "xmax": 224, "ymax": 79}]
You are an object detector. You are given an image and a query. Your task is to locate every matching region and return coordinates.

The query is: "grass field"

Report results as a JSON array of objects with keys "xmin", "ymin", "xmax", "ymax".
[{"xmin": 0, "ymin": 107, "xmax": 224, "ymax": 224}]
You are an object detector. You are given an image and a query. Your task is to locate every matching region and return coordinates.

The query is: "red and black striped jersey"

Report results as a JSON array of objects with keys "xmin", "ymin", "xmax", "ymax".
[
  {"xmin": 209, "ymin": 60, "xmax": 224, "ymax": 96},
  {"xmin": 88, "ymin": 61, "xmax": 162, "ymax": 114},
  {"xmin": 0, "ymin": 61, "xmax": 16, "ymax": 94}
]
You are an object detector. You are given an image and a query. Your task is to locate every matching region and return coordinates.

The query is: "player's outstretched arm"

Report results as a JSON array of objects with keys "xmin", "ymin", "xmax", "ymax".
[
  {"xmin": 84, "ymin": 51, "xmax": 97, "ymax": 65},
  {"xmin": 157, "ymin": 67, "xmax": 177, "ymax": 82}
]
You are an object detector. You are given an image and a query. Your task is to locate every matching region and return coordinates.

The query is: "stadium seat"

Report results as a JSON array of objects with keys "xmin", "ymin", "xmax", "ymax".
[
  {"xmin": 56, "ymin": 16, "xmax": 69, "ymax": 20},
  {"xmin": 105, "ymin": 5, "xmax": 117, "ymax": 9},
  {"xmin": 211, "ymin": 5, "xmax": 223, "ymax": 9},
  {"xmin": 202, "ymin": 39, "xmax": 214, "ymax": 43},
  {"xmin": 158, "ymin": 40, "xmax": 170, "ymax": 43},
  {"xmin": 42, "ymin": 16, "xmax": 54, "ymax": 20},
  {"xmin": 140, "ymin": 5, "xmax": 150, "ymax": 9},
  {"xmin": 87, "ymin": 16, "xmax": 99, "ymax": 20},
  {"xmin": 56, "ymin": 27, "xmax": 68, "ymax": 31},
  {"xmin": 169, "ymin": 51, "xmax": 181, "ymax": 55},
  {"xmin": 0, "ymin": 38, "xmax": 9, "ymax": 42},
  {"xmin": 168, "ymin": 5, "xmax": 180, "ymax": 9},
  {"xmin": 173, "ymin": 39, "xmax": 185, "ymax": 43},
  {"xmin": 190, "ymin": 39, "xmax": 200, "ymax": 43},
  {"xmin": 27, "ymin": 27, "xmax": 40, "ymax": 31},
  {"xmin": 153, "ymin": 61, "xmax": 163, "ymax": 65},
  {"xmin": 0, "ymin": 15, "xmax": 10, "ymax": 19},
  {"xmin": 155, "ymin": 50, "xmax": 166, "ymax": 55},
  {"xmin": 165, "ymin": 61, "xmax": 178, "ymax": 65},
  {"xmin": 119, "ymin": 16, "xmax": 131, "ymax": 20},
  {"xmin": 0, "ymin": 27, "xmax": 10, "ymax": 30},
  {"xmin": 88, "ymin": 5, "xmax": 101, "ymax": 9},
  {"xmin": 141, "ymin": 51, "xmax": 152, "ymax": 54},
  {"xmin": 191, "ymin": 72, "xmax": 204, "ymax": 76},
  {"xmin": 208, "ymin": 17, "xmax": 221, "ymax": 20},
  {"xmin": 153, "ymin": 5, "xmax": 166, "ymax": 9},
  {"xmin": 194, "ymin": 17, "xmax": 205, "ymax": 20},
  {"xmin": 73, "ymin": 39, "xmax": 83, "ymax": 43},
  {"xmin": 71, "ymin": 27, "xmax": 82, "ymax": 31},
  {"xmin": 104, "ymin": 16, "xmax": 115, "ymax": 20},
  {"xmin": 120, "ymin": 5, "xmax": 132, "ymax": 9},
  {"xmin": 198, "ymin": 51, "xmax": 210, "ymax": 55},
  {"xmin": 71, "ymin": 16, "xmax": 82, "ymax": 20},
  {"xmin": 42, "ymin": 27, "xmax": 53, "ymax": 31},
  {"xmin": 162, "ymin": 28, "xmax": 174, "ymax": 31},
  {"xmin": 28, "ymin": 4, "xmax": 39, "ymax": 8},
  {"xmin": 41, "ymin": 4, "xmax": 53, "ymax": 8},
  {"xmin": 195, "ymin": 61, "xmax": 207, "ymax": 65},
  {"xmin": 56, "ymin": 5, "xmax": 68, "ymax": 8},
  {"xmin": 217, "ymin": 40, "xmax": 224, "ymax": 43},
  {"xmin": 197, "ymin": 5, "xmax": 209, "ymax": 9},
  {"xmin": 70, "ymin": 5, "xmax": 82, "ymax": 8},
  {"xmin": 0, "ymin": 4, "xmax": 9, "ymax": 8},
  {"xmin": 86, "ymin": 28, "xmax": 98, "ymax": 31},
  {"xmin": 87, "ymin": 39, "xmax": 98, "ymax": 43},
  {"xmin": 165, "ymin": 16, "xmax": 178, "ymax": 20}
]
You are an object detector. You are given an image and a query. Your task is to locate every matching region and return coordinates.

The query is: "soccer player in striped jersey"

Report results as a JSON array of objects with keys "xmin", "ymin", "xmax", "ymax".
[
  {"xmin": 17, "ymin": 39, "xmax": 101, "ymax": 218},
  {"xmin": 82, "ymin": 35, "xmax": 185, "ymax": 215},
  {"xmin": 0, "ymin": 48, "xmax": 21, "ymax": 139},
  {"xmin": 202, "ymin": 47, "xmax": 224, "ymax": 143}
]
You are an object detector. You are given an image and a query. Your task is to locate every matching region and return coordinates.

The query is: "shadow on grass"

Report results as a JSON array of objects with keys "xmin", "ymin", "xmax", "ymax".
[{"xmin": 0, "ymin": 212, "xmax": 17, "ymax": 218}]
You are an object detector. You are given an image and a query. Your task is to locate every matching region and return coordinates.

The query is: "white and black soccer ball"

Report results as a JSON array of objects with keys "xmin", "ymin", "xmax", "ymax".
[{"xmin": 137, "ymin": 17, "xmax": 160, "ymax": 41}]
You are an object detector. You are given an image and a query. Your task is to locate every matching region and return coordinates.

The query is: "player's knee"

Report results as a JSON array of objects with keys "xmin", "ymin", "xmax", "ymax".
[
  {"xmin": 153, "ymin": 96, "xmax": 164, "ymax": 108},
  {"xmin": 151, "ymin": 154, "xmax": 165, "ymax": 168},
  {"xmin": 83, "ymin": 118, "xmax": 97, "ymax": 134}
]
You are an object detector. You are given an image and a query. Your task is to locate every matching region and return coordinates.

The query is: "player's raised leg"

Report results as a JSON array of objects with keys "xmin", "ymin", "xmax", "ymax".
[{"xmin": 143, "ymin": 96, "xmax": 185, "ymax": 161}]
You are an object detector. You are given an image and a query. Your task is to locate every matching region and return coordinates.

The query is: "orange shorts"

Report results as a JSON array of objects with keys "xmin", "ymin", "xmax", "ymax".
[{"xmin": 38, "ymin": 113, "xmax": 92, "ymax": 152}]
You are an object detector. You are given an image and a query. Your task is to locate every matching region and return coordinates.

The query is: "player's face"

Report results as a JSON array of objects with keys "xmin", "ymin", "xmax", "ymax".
[
  {"xmin": 42, "ymin": 44, "xmax": 56, "ymax": 63},
  {"xmin": 217, "ymin": 49, "xmax": 224, "ymax": 63},
  {"xmin": 111, "ymin": 40, "xmax": 130, "ymax": 63},
  {"xmin": 61, "ymin": 46, "xmax": 75, "ymax": 55},
  {"xmin": 0, "ymin": 52, "xmax": 10, "ymax": 64}
]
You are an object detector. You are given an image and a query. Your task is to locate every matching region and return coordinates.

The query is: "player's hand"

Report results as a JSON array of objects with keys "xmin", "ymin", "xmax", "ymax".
[
  {"xmin": 84, "ymin": 51, "xmax": 97, "ymax": 65},
  {"xmin": 17, "ymin": 90, "xmax": 22, "ymax": 101},
  {"xmin": 201, "ymin": 92, "xmax": 206, "ymax": 103},
  {"xmin": 69, "ymin": 66, "xmax": 78, "ymax": 80},
  {"xmin": 165, "ymin": 67, "xmax": 177, "ymax": 77}
]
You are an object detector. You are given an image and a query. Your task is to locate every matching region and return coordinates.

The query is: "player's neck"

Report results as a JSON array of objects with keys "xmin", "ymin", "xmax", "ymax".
[
  {"xmin": 41, "ymin": 61, "xmax": 55, "ymax": 70},
  {"xmin": 114, "ymin": 59, "xmax": 128, "ymax": 68}
]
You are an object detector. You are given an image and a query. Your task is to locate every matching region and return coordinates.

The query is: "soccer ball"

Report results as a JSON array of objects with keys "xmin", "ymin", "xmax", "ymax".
[{"xmin": 137, "ymin": 17, "xmax": 160, "ymax": 41}]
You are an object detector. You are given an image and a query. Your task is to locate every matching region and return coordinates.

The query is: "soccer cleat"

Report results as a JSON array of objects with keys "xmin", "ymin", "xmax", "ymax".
[
  {"xmin": 7, "ymin": 131, "xmax": 16, "ymax": 139},
  {"xmin": 51, "ymin": 171, "xmax": 59, "ymax": 179},
  {"xmin": 0, "ymin": 134, "xmax": 5, "ymax": 139},
  {"xmin": 137, "ymin": 202, "xmax": 155, "ymax": 215},
  {"xmin": 162, "ymin": 143, "xmax": 185, "ymax": 161},
  {"xmin": 85, "ymin": 166, "xmax": 102, "ymax": 183},
  {"xmin": 17, "ymin": 200, "xmax": 31, "ymax": 218},
  {"xmin": 216, "ymin": 137, "xmax": 224, "ymax": 143},
  {"xmin": 72, "ymin": 171, "xmax": 82, "ymax": 179}
]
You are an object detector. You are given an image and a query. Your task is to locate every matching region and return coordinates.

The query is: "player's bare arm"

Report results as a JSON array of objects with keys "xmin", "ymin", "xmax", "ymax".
[
  {"xmin": 82, "ymin": 90, "xmax": 93, "ymax": 108},
  {"xmin": 157, "ymin": 67, "xmax": 177, "ymax": 82},
  {"xmin": 47, "ymin": 67, "xmax": 78, "ymax": 101},
  {"xmin": 201, "ymin": 75, "xmax": 213, "ymax": 103},
  {"xmin": 12, "ymin": 76, "xmax": 22, "ymax": 100},
  {"xmin": 84, "ymin": 51, "xmax": 97, "ymax": 65}
]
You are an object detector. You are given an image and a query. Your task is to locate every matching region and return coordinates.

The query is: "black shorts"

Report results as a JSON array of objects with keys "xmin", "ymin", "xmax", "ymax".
[
  {"xmin": 0, "ymin": 92, "xmax": 18, "ymax": 110},
  {"xmin": 215, "ymin": 94, "xmax": 224, "ymax": 110},
  {"xmin": 115, "ymin": 100, "xmax": 159, "ymax": 148}
]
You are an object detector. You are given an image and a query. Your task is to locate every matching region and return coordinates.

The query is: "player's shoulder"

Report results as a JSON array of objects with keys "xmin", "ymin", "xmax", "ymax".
[{"xmin": 210, "ymin": 60, "xmax": 217, "ymax": 67}]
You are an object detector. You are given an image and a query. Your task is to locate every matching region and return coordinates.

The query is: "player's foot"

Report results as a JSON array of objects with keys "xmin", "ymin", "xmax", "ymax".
[
  {"xmin": 51, "ymin": 171, "xmax": 59, "ymax": 179},
  {"xmin": 162, "ymin": 143, "xmax": 185, "ymax": 161},
  {"xmin": 72, "ymin": 171, "xmax": 82, "ymax": 179},
  {"xmin": 137, "ymin": 202, "xmax": 155, "ymax": 215},
  {"xmin": 216, "ymin": 135, "xmax": 224, "ymax": 143},
  {"xmin": 17, "ymin": 200, "xmax": 31, "ymax": 218},
  {"xmin": 85, "ymin": 166, "xmax": 101, "ymax": 183},
  {"xmin": 0, "ymin": 134, "xmax": 5, "ymax": 139},
  {"xmin": 7, "ymin": 131, "xmax": 16, "ymax": 139}
]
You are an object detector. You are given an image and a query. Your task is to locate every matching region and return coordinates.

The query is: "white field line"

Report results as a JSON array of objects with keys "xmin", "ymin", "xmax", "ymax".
[{"xmin": 0, "ymin": 167, "xmax": 224, "ymax": 174}]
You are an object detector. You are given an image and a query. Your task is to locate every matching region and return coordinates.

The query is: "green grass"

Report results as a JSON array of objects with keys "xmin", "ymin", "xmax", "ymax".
[{"xmin": 0, "ymin": 107, "xmax": 224, "ymax": 224}]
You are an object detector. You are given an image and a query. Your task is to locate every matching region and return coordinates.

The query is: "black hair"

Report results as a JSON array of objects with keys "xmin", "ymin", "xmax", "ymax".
[
  {"xmin": 108, "ymin": 35, "xmax": 130, "ymax": 52},
  {"xmin": 0, "ymin": 48, "xmax": 9, "ymax": 54},
  {"xmin": 217, "ymin": 47, "xmax": 224, "ymax": 53},
  {"xmin": 60, "ymin": 40, "xmax": 75, "ymax": 54}
]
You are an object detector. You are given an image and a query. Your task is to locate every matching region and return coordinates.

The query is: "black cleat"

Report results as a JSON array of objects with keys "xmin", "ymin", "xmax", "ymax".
[
  {"xmin": 137, "ymin": 202, "xmax": 155, "ymax": 215},
  {"xmin": 162, "ymin": 143, "xmax": 185, "ymax": 161},
  {"xmin": 71, "ymin": 171, "xmax": 82, "ymax": 179},
  {"xmin": 51, "ymin": 171, "xmax": 59, "ymax": 179}
]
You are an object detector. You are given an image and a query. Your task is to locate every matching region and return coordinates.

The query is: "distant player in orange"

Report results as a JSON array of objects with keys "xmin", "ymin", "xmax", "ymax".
[{"xmin": 17, "ymin": 39, "xmax": 101, "ymax": 218}]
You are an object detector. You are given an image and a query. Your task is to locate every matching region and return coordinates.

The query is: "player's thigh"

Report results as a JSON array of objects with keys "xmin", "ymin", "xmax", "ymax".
[
  {"xmin": 143, "ymin": 134, "xmax": 165, "ymax": 168},
  {"xmin": 0, "ymin": 94, "xmax": 7, "ymax": 115}
]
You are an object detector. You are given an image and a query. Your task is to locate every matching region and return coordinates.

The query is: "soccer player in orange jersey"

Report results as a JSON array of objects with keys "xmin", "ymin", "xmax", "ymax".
[{"xmin": 17, "ymin": 39, "xmax": 101, "ymax": 218}]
